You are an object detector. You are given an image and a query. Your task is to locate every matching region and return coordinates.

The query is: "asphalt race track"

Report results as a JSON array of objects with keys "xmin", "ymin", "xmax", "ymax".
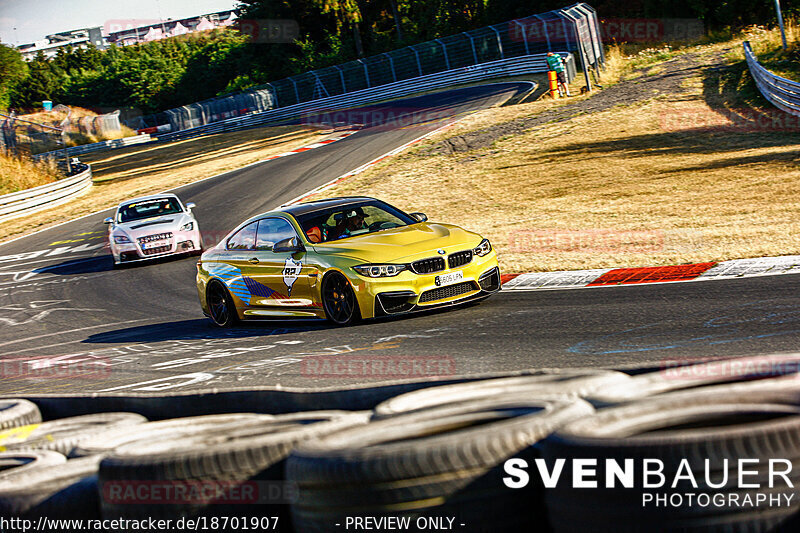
[{"xmin": 1, "ymin": 82, "xmax": 799, "ymax": 396}]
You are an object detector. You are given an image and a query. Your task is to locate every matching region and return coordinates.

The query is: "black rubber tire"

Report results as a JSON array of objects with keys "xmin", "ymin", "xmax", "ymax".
[
  {"xmin": 0, "ymin": 399, "xmax": 41, "ymax": 430},
  {"xmin": 0, "ymin": 413, "xmax": 147, "ymax": 455},
  {"xmin": 587, "ymin": 353, "xmax": 800, "ymax": 407},
  {"xmin": 99, "ymin": 411, "xmax": 369, "ymax": 521},
  {"xmin": 0, "ymin": 451, "xmax": 66, "ymax": 480},
  {"xmin": 71, "ymin": 413, "xmax": 277, "ymax": 457},
  {"xmin": 0, "ymin": 455, "xmax": 103, "ymax": 522},
  {"xmin": 206, "ymin": 280, "xmax": 239, "ymax": 327},
  {"xmin": 321, "ymin": 271, "xmax": 360, "ymax": 326},
  {"xmin": 372, "ymin": 369, "xmax": 631, "ymax": 419},
  {"xmin": 287, "ymin": 397, "xmax": 594, "ymax": 532},
  {"xmin": 540, "ymin": 393, "xmax": 800, "ymax": 533}
]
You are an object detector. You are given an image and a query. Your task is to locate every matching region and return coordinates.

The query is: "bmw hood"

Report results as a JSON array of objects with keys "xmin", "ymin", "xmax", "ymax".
[{"xmin": 311, "ymin": 222, "xmax": 483, "ymax": 263}]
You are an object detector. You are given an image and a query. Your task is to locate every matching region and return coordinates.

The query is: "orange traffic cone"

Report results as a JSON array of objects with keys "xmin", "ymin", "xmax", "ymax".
[{"xmin": 548, "ymin": 70, "xmax": 559, "ymax": 99}]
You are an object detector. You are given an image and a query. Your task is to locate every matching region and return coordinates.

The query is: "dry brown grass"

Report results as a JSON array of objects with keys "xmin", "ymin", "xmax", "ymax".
[
  {"xmin": 0, "ymin": 152, "xmax": 59, "ymax": 195},
  {"xmin": 0, "ymin": 125, "xmax": 320, "ymax": 242},
  {"xmin": 306, "ymin": 32, "xmax": 800, "ymax": 273}
]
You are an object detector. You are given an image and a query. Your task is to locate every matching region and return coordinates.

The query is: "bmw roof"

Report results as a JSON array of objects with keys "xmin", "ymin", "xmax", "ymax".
[{"xmin": 280, "ymin": 197, "xmax": 378, "ymax": 216}]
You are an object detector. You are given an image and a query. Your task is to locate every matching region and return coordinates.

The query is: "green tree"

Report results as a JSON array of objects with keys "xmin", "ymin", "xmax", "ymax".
[
  {"xmin": 0, "ymin": 45, "xmax": 28, "ymax": 110},
  {"xmin": 11, "ymin": 53, "xmax": 59, "ymax": 109}
]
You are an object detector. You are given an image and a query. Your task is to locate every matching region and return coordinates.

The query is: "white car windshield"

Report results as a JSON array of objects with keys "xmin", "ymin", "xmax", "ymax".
[{"xmin": 118, "ymin": 198, "xmax": 183, "ymax": 223}]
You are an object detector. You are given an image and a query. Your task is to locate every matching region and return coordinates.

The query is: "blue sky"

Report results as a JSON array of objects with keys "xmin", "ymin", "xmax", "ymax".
[{"xmin": 0, "ymin": 0, "xmax": 238, "ymax": 45}]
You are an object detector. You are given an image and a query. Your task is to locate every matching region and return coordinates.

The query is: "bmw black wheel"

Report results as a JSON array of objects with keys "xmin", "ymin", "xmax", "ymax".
[
  {"xmin": 207, "ymin": 281, "xmax": 238, "ymax": 327},
  {"xmin": 322, "ymin": 272, "xmax": 360, "ymax": 326}
]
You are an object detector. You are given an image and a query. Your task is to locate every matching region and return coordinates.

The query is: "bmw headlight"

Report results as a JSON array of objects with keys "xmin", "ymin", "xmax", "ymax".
[
  {"xmin": 353, "ymin": 264, "xmax": 407, "ymax": 278},
  {"xmin": 180, "ymin": 222, "xmax": 194, "ymax": 231},
  {"xmin": 113, "ymin": 234, "xmax": 132, "ymax": 244},
  {"xmin": 474, "ymin": 238, "xmax": 492, "ymax": 257}
]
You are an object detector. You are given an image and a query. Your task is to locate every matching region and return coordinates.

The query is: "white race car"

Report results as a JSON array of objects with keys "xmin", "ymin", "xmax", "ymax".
[{"xmin": 105, "ymin": 193, "xmax": 202, "ymax": 266}]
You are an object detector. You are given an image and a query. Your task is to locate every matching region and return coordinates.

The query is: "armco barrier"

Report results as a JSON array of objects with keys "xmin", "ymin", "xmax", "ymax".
[
  {"xmin": 744, "ymin": 40, "xmax": 800, "ymax": 116},
  {"xmin": 33, "ymin": 134, "xmax": 153, "ymax": 161},
  {"xmin": 0, "ymin": 165, "xmax": 92, "ymax": 223},
  {"xmin": 156, "ymin": 53, "xmax": 571, "ymax": 143}
]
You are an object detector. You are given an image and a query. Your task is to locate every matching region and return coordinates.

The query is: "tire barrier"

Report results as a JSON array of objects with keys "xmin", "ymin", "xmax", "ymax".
[
  {"xmin": 539, "ymin": 394, "xmax": 800, "ymax": 533},
  {"xmin": 12, "ymin": 368, "xmax": 578, "ymax": 421},
  {"xmin": 372, "ymin": 369, "xmax": 630, "ymax": 419},
  {"xmin": 0, "ymin": 165, "xmax": 92, "ymax": 224},
  {"xmin": 587, "ymin": 353, "xmax": 800, "ymax": 407},
  {"xmin": 99, "ymin": 411, "xmax": 369, "ymax": 522},
  {"xmin": 0, "ymin": 451, "xmax": 66, "ymax": 480},
  {"xmin": 0, "ymin": 399, "xmax": 41, "ymax": 431},
  {"xmin": 0, "ymin": 413, "xmax": 146, "ymax": 455},
  {"xmin": 4, "ymin": 358, "xmax": 800, "ymax": 531},
  {"xmin": 70, "ymin": 413, "xmax": 279, "ymax": 458},
  {"xmin": 287, "ymin": 397, "xmax": 593, "ymax": 532},
  {"xmin": 0, "ymin": 455, "xmax": 103, "ymax": 522}
]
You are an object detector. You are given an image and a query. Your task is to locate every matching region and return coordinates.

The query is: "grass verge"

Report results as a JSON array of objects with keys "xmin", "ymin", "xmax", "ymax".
[
  {"xmin": 305, "ymin": 27, "xmax": 800, "ymax": 274},
  {"xmin": 0, "ymin": 153, "xmax": 59, "ymax": 195}
]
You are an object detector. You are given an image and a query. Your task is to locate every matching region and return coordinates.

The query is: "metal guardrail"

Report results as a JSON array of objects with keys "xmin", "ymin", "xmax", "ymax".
[
  {"xmin": 34, "ymin": 134, "xmax": 153, "ymax": 161},
  {"xmin": 129, "ymin": 2, "xmax": 601, "ymax": 134},
  {"xmin": 744, "ymin": 40, "xmax": 800, "ymax": 116},
  {"xmin": 157, "ymin": 53, "xmax": 573, "ymax": 143},
  {"xmin": 0, "ymin": 165, "xmax": 93, "ymax": 223}
]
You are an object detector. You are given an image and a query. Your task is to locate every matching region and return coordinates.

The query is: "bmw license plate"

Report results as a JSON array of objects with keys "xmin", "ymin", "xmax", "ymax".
[
  {"xmin": 435, "ymin": 271, "xmax": 463, "ymax": 287},
  {"xmin": 142, "ymin": 240, "xmax": 169, "ymax": 250}
]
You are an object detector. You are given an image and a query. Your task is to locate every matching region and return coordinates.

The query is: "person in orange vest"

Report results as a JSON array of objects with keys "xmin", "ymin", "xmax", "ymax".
[{"xmin": 547, "ymin": 52, "xmax": 570, "ymax": 97}]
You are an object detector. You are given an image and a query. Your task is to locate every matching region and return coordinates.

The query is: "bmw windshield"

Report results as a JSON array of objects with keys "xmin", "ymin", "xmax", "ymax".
[{"xmin": 295, "ymin": 200, "xmax": 417, "ymax": 243}]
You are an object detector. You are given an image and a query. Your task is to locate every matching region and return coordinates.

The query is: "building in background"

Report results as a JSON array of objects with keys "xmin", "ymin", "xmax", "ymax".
[
  {"xmin": 17, "ymin": 27, "xmax": 106, "ymax": 60},
  {"xmin": 15, "ymin": 10, "xmax": 238, "ymax": 60},
  {"xmin": 106, "ymin": 10, "xmax": 237, "ymax": 46}
]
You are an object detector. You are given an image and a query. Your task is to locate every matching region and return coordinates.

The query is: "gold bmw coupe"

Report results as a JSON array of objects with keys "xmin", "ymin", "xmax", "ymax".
[{"xmin": 196, "ymin": 197, "xmax": 500, "ymax": 326}]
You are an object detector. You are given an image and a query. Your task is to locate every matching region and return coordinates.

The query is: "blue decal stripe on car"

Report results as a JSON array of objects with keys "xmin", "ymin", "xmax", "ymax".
[{"xmin": 242, "ymin": 276, "xmax": 276, "ymax": 298}]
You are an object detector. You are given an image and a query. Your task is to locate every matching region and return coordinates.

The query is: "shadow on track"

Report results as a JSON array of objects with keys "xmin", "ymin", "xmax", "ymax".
[
  {"xmin": 35, "ymin": 253, "xmax": 200, "ymax": 276},
  {"xmin": 83, "ymin": 318, "xmax": 331, "ymax": 344}
]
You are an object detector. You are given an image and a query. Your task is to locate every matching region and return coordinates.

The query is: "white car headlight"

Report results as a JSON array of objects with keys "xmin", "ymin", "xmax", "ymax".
[
  {"xmin": 180, "ymin": 222, "xmax": 194, "ymax": 231},
  {"xmin": 113, "ymin": 234, "xmax": 132, "ymax": 244},
  {"xmin": 474, "ymin": 238, "xmax": 492, "ymax": 257},
  {"xmin": 353, "ymin": 264, "xmax": 407, "ymax": 278}
]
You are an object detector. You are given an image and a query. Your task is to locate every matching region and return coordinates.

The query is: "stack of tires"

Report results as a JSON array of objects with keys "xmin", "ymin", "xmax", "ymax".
[{"xmin": 3, "ymin": 354, "xmax": 800, "ymax": 532}]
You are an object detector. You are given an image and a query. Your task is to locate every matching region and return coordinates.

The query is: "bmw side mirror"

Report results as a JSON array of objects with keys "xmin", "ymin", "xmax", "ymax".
[
  {"xmin": 273, "ymin": 237, "xmax": 305, "ymax": 253},
  {"xmin": 185, "ymin": 202, "xmax": 196, "ymax": 210},
  {"xmin": 103, "ymin": 217, "xmax": 113, "ymax": 225},
  {"xmin": 409, "ymin": 212, "xmax": 428, "ymax": 222}
]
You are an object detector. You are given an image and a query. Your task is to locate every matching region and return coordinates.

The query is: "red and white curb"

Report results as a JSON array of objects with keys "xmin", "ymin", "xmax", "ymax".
[
  {"xmin": 281, "ymin": 116, "xmax": 465, "ymax": 207},
  {"xmin": 259, "ymin": 129, "xmax": 359, "ymax": 163},
  {"xmin": 501, "ymin": 255, "xmax": 800, "ymax": 290}
]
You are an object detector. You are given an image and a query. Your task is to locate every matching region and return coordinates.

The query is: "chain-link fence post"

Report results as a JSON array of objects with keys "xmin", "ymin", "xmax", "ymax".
[
  {"xmin": 463, "ymin": 32, "xmax": 478, "ymax": 64},
  {"xmin": 410, "ymin": 46, "xmax": 423, "ymax": 76},
  {"xmin": 384, "ymin": 53, "xmax": 397, "ymax": 82},
  {"xmin": 434, "ymin": 39, "xmax": 451, "ymax": 70},
  {"xmin": 489, "ymin": 26, "xmax": 505, "ymax": 59}
]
